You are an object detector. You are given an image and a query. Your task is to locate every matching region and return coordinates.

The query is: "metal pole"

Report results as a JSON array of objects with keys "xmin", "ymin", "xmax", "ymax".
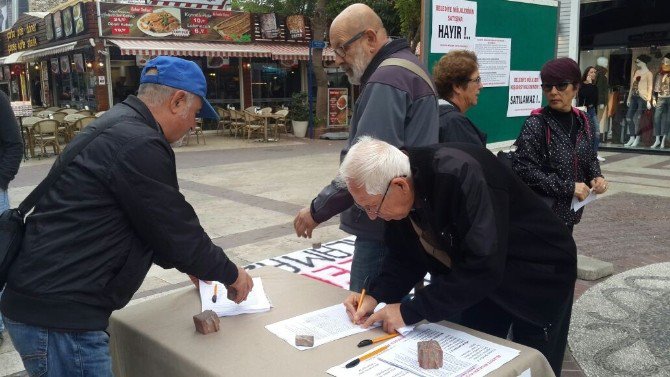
[{"xmin": 308, "ymin": 45, "xmax": 314, "ymax": 138}]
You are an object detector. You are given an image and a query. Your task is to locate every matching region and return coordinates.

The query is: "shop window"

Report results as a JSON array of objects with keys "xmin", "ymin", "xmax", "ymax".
[
  {"xmin": 251, "ymin": 58, "xmax": 301, "ymax": 108},
  {"xmin": 203, "ymin": 57, "xmax": 240, "ymax": 107},
  {"xmin": 51, "ymin": 53, "xmax": 97, "ymax": 110}
]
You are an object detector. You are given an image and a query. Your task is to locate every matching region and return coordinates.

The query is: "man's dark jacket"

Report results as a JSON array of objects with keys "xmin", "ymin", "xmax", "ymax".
[
  {"xmin": 369, "ymin": 143, "xmax": 577, "ymax": 329},
  {"xmin": 1, "ymin": 96, "xmax": 239, "ymax": 331}
]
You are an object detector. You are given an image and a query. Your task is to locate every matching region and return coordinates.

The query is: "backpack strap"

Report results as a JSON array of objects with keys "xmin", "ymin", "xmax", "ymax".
[{"xmin": 379, "ymin": 58, "xmax": 437, "ymax": 95}]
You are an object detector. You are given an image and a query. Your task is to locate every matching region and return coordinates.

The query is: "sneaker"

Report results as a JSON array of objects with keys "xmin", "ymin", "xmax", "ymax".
[{"xmin": 597, "ymin": 155, "xmax": 606, "ymax": 162}]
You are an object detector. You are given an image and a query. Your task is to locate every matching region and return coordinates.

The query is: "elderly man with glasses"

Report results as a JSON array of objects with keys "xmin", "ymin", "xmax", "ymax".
[
  {"xmin": 293, "ymin": 3, "xmax": 439, "ymax": 294},
  {"xmin": 340, "ymin": 136, "xmax": 577, "ymax": 377}
]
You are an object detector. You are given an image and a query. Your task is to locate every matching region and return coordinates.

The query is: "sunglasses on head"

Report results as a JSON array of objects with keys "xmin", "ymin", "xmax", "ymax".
[{"xmin": 541, "ymin": 82, "xmax": 573, "ymax": 92}]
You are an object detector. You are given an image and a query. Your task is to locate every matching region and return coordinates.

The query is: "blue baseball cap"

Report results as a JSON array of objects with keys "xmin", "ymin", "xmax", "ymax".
[{"xmin": 140, "ymin": 56, "xmax": 219, "ymax": 120}]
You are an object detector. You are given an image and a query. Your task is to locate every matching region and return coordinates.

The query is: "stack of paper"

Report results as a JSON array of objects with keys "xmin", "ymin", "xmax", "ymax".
[{"xmin": 199, "ymin": 277, "xmax": 272, "ymax": 317}]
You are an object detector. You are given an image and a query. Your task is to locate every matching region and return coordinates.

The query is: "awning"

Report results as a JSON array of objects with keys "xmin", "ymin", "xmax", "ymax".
[
  {"xmin": 0, "ymin": 51, "xmax": 26, "ymax": 65},
  {"xmin": 21, "ymin": 42, "xmax": 78, "ymax": 61},
  {"xmin": 107, "ymin": 39, "xmax": 335, "ymax": 61}
]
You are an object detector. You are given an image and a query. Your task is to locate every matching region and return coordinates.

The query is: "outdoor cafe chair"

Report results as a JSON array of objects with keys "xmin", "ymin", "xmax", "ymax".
[
  {"xmin": 185, "ymin": 119, "xmax": 206, "ymax": 145},
  {"xmin": 242, "ymin": 111, "xmax": 264, "ymax": 140},
  {"xmin": 259, "ymin": 107, "xmax": 273, "ymax": 115},
  {"xmin": 272, "ymin": 109, "xmax": 290, "ymax": 139},
  {"xmin": 33, "ymin": 119, "xmax": 61, "ymax": 157},
  {"xmin": 73, "ymin": 116, "xmax": 96, "ymax": 135},
  {"xmin": 215, "ymin": 107, "xmax": 230, "ymax": 135},
  {"xmin": 19, "ymin": 116, "xmax": 42, "ymax": 158},
  {"xmin": 227, "ymin": 109, "xmax": 246, "ymax": 138}
]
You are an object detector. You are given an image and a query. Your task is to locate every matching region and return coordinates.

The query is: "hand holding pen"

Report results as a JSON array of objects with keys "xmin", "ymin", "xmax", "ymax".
[{"xmin": 343, "ymin": 291, "xmax": 378, "ymax": 325}]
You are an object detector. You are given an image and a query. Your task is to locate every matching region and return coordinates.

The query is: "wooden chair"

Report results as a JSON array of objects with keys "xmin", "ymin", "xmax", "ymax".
[
  {"xmin": 272, "ymin": 109, "xmax": 290, "ymax": 139},
  {"xmin": 33, "ymin": 119, "xmax": 60, "ymax": 157},
  {"xmin": 215, "ymin": 107, "xmax": 230, "ymax": 135},
  {"xmin": 245, "ymin": 106, "xmax": 259, "ymax": 113},
  {"xmin": 20, "ymin": 116, "xmax": 42, "ymax": 158},
  {"xmin": 259, "ymin": 107, "xmax": 273, "ymax": 115},
  {"xmin": 242, "ymin": 111, "xmax": 264, "ymax": 140},
  {"xmin": 227, "ymin": 109, "xmax": 246, "ymax": 137},
  {"xmin": 185, "ymin": 119, "xmax": 206, "ymax": 145},
  {"xmin": 50, "ymin": 111, "xmax": 68, "ymax": 123},
  {"xmin": 73, "ymin": 116, "xmax": 96, "ymax": 135}
]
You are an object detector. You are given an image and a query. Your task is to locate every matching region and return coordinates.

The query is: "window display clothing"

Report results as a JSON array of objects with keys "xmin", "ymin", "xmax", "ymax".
[
  {"xmin": 626, "ymin": 69, "xmax": 654, "ymax": 138},
  {"xmin": 653, "ymin": 63, "xmax": 670, "ymax": 138}
]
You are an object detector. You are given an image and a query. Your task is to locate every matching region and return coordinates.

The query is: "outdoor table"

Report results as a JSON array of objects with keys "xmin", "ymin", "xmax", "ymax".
[
  {"xmin": 255, "ymin": 112, "xmax": 281, "ymax": 142},
  {"xmin": 109, "ymin": 267, "xmax": 555, "ymax": 377}
]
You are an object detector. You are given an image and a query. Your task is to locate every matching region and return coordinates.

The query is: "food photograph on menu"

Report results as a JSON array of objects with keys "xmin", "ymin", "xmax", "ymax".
[
  {"xmin": 137, "ymin": 8, "xmax": 181, "ymax": 36},
  {"xmin": 74, "ymin": 54, "xmax": 85, "ymax": 73},
  {"xmin": 63, "ymin": 8, "xmax": 73, "ymax": 37},
  {"xmin": 73, "ymin": 3, "xmax": 85, "ymax": 34},
  {"xmin": 259, "ymin": 13, "xmax": 279, "ymax": 39},
  {"xmin": 286, "ymin": 15, "xmax": 305, "ymax": 40},
  {"xmin": 213, "ymin": 12, "xmax": 251, "ymax": 42},
  {"xmin": 51, "ymin": 58, "xmax": 60, "ymax": 74},
  {"xmin": 60, "ymin": 56, "xmax": 70, "ymax": 74}
]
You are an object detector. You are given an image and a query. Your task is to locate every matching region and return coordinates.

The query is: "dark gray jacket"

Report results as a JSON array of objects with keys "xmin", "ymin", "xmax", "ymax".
[
  {"xmin": 310, "ymin": 39, "xmax": 439, "ymax": 240},
  {"xmin": 0, "ymin": 91, "xmax": 23, "ymax": 190}
]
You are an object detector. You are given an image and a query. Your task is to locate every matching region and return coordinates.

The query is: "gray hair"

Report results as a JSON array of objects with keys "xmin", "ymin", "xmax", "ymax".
[
  {"xmin": 337, "ymin": 136, "xmax": 411, "ymax": 195},
  {"xmin": 137, "ymin": 83, "xmax": 197, "ymax": 107}
]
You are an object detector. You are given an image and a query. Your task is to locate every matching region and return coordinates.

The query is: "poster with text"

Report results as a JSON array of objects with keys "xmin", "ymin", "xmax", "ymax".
[
  {"xmin": 475, "ymin": 37, "xmax": 511, "ymax": 87},
  {"xmin": 431, "ymin": 0, "xmax": 477, "ymax": 53},
  {"xmin": 328, "ymin": 88, "xmax": 348, "ymax": 127},
  {"xmin": 507, "ymin": 71, "xmax": 542, "ymax": 117}
]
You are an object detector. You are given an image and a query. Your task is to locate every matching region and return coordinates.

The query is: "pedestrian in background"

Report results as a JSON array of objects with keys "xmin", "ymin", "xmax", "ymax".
[
  {"xmin": 512, "ymin": 57, "xmax": 608, "ymax": 231},
  {"xmin": 433, "ymin": 50, "xmax": 487, "ymax": 145},
  {"xmin": 0, "ymin": 90, "xmax": 22, "ymax": 348}
]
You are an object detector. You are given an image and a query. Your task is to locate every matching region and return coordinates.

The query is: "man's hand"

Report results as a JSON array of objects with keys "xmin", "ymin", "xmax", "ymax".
[
  {"xmin": 646, "ymin": 101, "xmax": 652, "ymax": 110},
  {"xmin": 188, "ymin": 275, "xmax": 210, "ymax": 289},
  {"xmin": 294, "ymin": 207, "xmax": 319, "ymax": 238},
  {"xmin": 362, "ymin": 304, "xmax": 406, "ymax": 334},
  {"xmin": 343, "ymin": 293, "xmax": 378, "ymax": 325},
  {"xmin": 590, "ymin": 176, "xmax": 609, "ymax": 194},
  {"xmin": 574, "ymin": 182, "xmax": 590, "ymax": 201},
  {"xmin": 227, "ymin": 267, "xmax": 254, "ymax": 304}
]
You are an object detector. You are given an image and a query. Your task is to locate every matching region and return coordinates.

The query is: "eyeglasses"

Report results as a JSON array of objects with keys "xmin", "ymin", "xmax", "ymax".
[
  {"xmin": 354, "ymin": 179, "xmax": 394, "ymax": 216},
  {"xmin": 541, "ymin": 82, "xmax": 573, "ymax": 92},
  {"xmin": 467, "ymin": 76, "xmax": 482, "ymax": 84},
  {"xmin": 333, "ymin": 31, "xmax": 366, "ymax": 58}
]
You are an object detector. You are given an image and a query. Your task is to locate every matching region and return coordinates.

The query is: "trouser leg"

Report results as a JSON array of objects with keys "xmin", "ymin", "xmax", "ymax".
[{"xmin": 349, "ymin": 238, "xmax": 389, "ymax": 292}]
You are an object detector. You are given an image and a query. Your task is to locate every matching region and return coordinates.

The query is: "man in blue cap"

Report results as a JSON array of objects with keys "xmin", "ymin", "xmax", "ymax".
[{"xmin": 0, "ymin": 57, "xmax": 253, "ymax": 376}]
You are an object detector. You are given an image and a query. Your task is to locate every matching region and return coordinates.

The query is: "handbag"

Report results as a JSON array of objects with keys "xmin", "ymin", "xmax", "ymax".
[{"xmin": 0, "ymin": 120, "xmax": 114, "ymax": 287}]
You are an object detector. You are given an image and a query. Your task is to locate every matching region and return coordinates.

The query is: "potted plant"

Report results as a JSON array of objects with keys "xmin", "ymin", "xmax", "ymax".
[{"xmin": 289, "ymin": 92, "xmax": 310, "ymax": 138}]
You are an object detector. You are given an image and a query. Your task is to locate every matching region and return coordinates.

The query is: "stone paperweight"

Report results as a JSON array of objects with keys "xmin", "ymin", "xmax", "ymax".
[
  {"xmin": 295, "ymin": 334, "xmax": 314, "ymax": 347},
  {"xmin": 193, "ymin": 310, "xmax": 220, "ymax": 334},
  {"xmin": 417, "ymin": 340, "xmax": 443, "ymax": 369}
]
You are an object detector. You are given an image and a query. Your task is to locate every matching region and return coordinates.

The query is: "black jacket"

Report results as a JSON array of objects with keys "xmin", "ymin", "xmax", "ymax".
[
  {"xmin": 1, "ymin": 96, "xmax": 239, "ymax": 331},
  {"xmin": 512, "ymin": 107, "xmax": 602, "ymax": 225},
  {"xmin": 438, "ymin": 101, "xmax": 487, "ymax": 146},
  {"xmin": 0, "ymin": 91, "xmax": 23, "ymax": 190},
  {"xmin": 369, "ymin": 143, "xmax": 577, "ymax": 329}
]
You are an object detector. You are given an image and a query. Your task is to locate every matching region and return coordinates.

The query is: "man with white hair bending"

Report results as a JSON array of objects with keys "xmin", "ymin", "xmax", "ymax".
[{"xmin": 340, "ymin": 137, "xmax": 576, "ymax": 376}]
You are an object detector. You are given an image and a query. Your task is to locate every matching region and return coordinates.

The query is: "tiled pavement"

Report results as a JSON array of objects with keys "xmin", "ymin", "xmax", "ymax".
[{"xmin": 2, "ymin": 134, "xmax": 669, "ymax": 376}]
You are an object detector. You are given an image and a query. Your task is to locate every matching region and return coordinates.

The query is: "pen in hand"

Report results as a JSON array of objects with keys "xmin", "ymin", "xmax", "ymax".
[{"xmin": 352, "ymin": 288, "xmax": 366, "ymax": 324}]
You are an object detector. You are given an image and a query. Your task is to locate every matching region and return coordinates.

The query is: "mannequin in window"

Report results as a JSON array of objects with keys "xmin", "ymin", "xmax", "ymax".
[
  {"xmin": 651, "ymin": 53, "xmax": 670, "ymax": 148},
  {"xmin": 595, "ymin": 57, "xmax": 609, "ymax": 143},
  {"xmin": 624, "ymin": 54, "xmax": 653, "ymax": 147}
]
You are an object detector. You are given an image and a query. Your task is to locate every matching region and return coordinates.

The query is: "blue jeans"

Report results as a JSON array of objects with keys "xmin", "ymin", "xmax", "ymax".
[
  {"xmin": 4, "ymin": 316, "xmax": 113, "ymax": 377},
  {"xmin": 349, "ymin": 238, "xmax": 389, "ymax": 293},
  {"xmin": 626, "ymin": 95, "xmax": 647, "ymax": 136},
  {"xmin": 654, "ymin": 97, "xmax": 670, "ymax": 136},
  {"xmin": 0, "ymin": 188, "xmax": 8, "ymax": 334}
]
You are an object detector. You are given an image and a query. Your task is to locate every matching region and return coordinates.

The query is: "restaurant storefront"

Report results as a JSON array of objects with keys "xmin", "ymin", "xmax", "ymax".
[{"xmin": 97, "ymin": 3, "xmax": 334, "ymax": 111}]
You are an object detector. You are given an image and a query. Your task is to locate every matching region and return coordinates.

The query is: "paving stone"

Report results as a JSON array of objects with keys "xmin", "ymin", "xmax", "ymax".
[{"xmin": 577, "ymin": 255, "xmax": 614, "ymax": 281}]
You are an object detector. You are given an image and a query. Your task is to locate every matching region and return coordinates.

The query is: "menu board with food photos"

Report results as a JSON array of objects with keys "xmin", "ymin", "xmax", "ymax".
[
  {"xmin": 63, "ymin": 8, "xmax": 74, "ymax": 37},
  {"xmin": 259, "ymin": 13, "xmax": 279, "ymax": 40},
  {"xmin": 99, "ymin": 3, "xmax": 253, "ymax": 42},
  {"xmin": 73, "ymin": 3, "xmax": 86, "ymax": 34},
  {"xmin": 285, "ymin": 15, "xmax": 306, "ymax": 40},
  {"xmin": 328, "ymin": 88, "xmax": 349, "ymax": 127},
  {"xmin": 45, "ymin": 14, "xmax": 54, "ymax": 41}
]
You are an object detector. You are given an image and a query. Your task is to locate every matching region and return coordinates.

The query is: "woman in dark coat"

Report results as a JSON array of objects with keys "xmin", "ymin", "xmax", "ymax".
[{"xmin": 512, "ymin": 57, "xmax": 609, "ymax": 230}]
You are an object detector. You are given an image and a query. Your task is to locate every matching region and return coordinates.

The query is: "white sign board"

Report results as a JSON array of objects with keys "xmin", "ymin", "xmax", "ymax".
[
  {"xmin": 475, "ymin": 37, "xmax": 511, "ymax": 87},
  {"xmin": 431, "ymin": 0, "xmax": 477, "ymax": 53},
  {"xmin": 507, "ymin": 71, "xmax": 542, "ymax": 117}
]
